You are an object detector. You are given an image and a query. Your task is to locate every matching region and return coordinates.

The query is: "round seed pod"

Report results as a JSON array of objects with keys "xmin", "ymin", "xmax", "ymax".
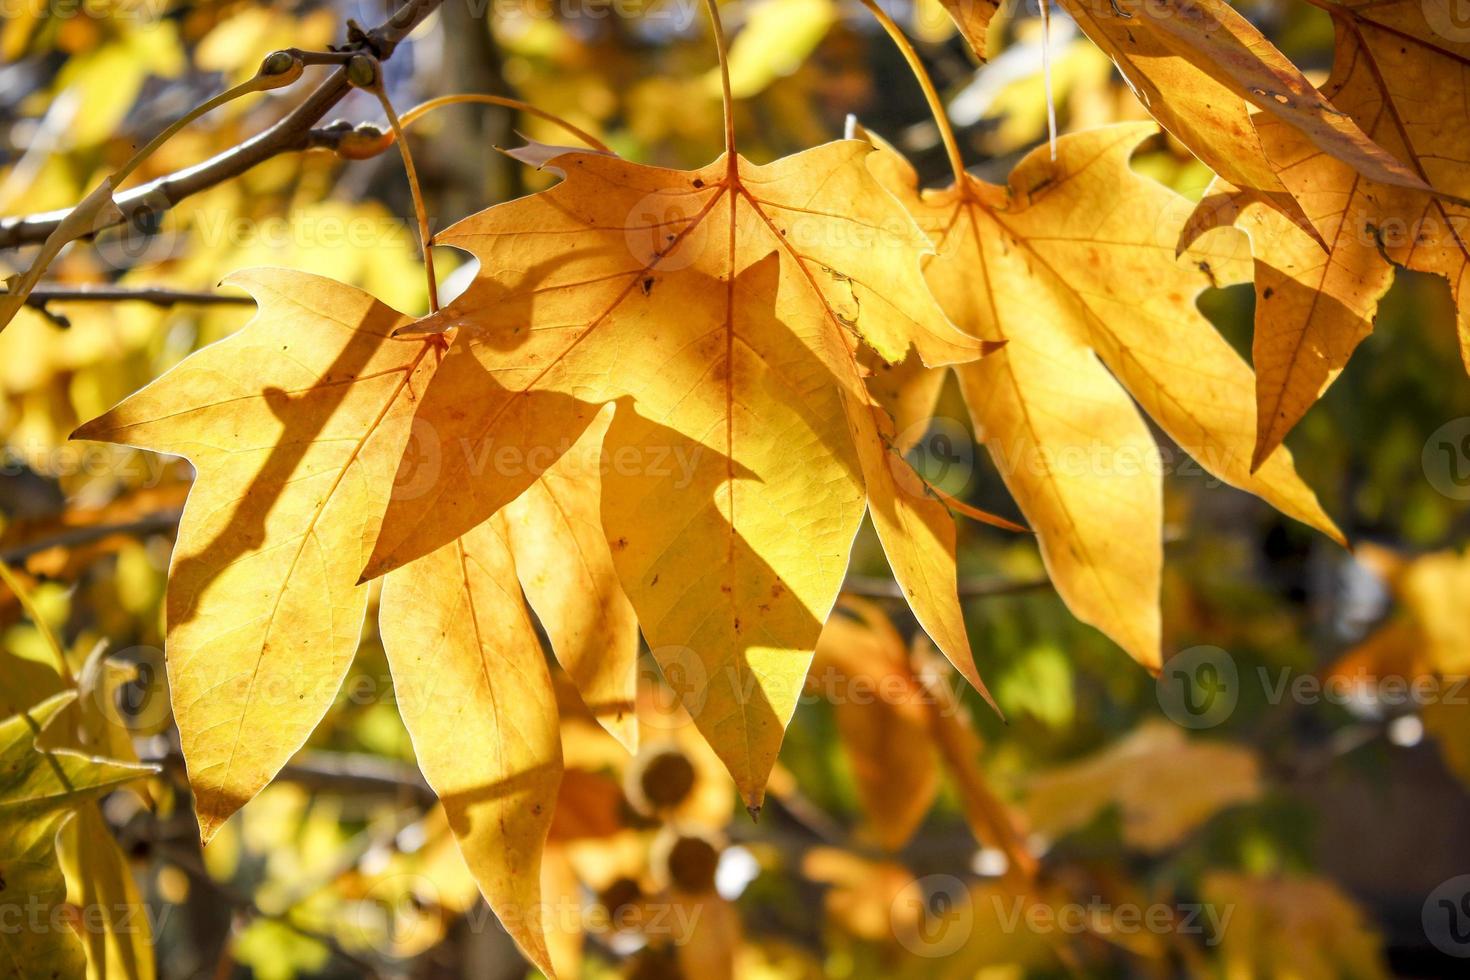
[
  {"xmin": 653, "ymin": 828, "xmax": 722, "ymax": 895},
  {"xmin": 624, "ymin": 744, "xmax": 697, "ymax": 816}
]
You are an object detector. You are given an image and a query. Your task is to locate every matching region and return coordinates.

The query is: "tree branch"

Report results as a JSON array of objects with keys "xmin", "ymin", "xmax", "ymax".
[
  {"xmin": 0, "ymin": 510, "xmax": 183, "ymax": 563},
  {"xmin": 146, "ymin": 748, "xmax": 435, "ymax": 806},
  {"xmin": 7, "ymin": 284, "xmax": 254, "ymax": 313},
  {"xmin": 2, "ymin": 504, "xmax": 1057, "ymax": 602},
  {"xmin": 0, "ymin": 0, "xmax": 444, "ymax": 251},
  {"xmin": 841, "ymin": 572, "xmax": 1053, "ymax": 599}
]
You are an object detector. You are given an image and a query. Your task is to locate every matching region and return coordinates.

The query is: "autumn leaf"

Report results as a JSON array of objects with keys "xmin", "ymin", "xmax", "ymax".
[
  {"xmin": 72, "ymin": 270, "xmax": 441, "ymax": 842},
  {"xmin": 0, "ymin": 569, "xmax": 158, "ymax": 980},
  {"xmin": 938, "ymin": 0, "xmax": 1000, "ymax": 61},
  {"xmin": 51, "ymin": 647, "xmax": 157, "ymax": 980},
  {"xmin": 379, "ymin": 516, "xmax": 563, "ymax": 976},
  {"xmin": 1202, "ymin": 872, "xmax": 1389, "ymax": 979},
  {"xmin": 910, "ymin": 637, "xmax": 1039, "ymax": 882},
  {"xmin": 1183, "ymin": 0, "xmax": 1470, "ymax": 468},
  {"xmin": 58, "ymin": 807, "xmax": 157, "ymax": 980},
  {"xmin": 858, "ymin": 120, "xmax": 1342, "ymax": 669},
  {"xmin": 0, "ymin": 692, "xmax": 154, "ymax": 979},
  {"xmin": 812, "ymin": 597, "xmax": 940, "ymax": 851},
  {"xmin": 1327, "ymin": 544, "xmax": 1470, "ymax": 785},
  {"xmin": 1024, "ymin": 721, "xmax": 1261, "ymax": 851},
  {"xmin": 362, "ymin": 140, "xmax": 994, "ymax": 808},
  {"xmin": 940, "ymin": 0, "xmax": 1431, "ymax": 236},
  {"xmin": 502, "ymin": 404, "xmax": 639, "ymax": 751},
  {"xmin": 70, "ymin": 269, "xmax": 640, "ymax": 963}
]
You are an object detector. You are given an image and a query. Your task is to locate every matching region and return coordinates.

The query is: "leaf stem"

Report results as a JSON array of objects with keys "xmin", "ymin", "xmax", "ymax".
[
  {"xmin": 703, "ymin": 0, "xmax": 737, "ymax": 159},
  {"xmin": 1040, "ymin": 0, "xmax": 1058, "ymax": 161},
  {"xmin": 111, "ymin": 54, "xmax": 304, "ymax": 189},
  {"xmin": 397, "ymin": 94, "xmax": 613, "ymax": 153},
  {"xmin": 357, "ymin": 60, "xmax": 440, "ymax": 314},
  {"xmin": 922, "ymin": 479, "xmax": 1030, "ymax": 534},
  {"xmin": 0, "ymin": 53, "xmax": 304, "ymax": 334},
  {"xmin": 0, "ymin": 560, "xmax": 75, "ymax": 686},
  {"xmin": 859, "ymin": 0, "xmax": 968, "ymax": 186}
]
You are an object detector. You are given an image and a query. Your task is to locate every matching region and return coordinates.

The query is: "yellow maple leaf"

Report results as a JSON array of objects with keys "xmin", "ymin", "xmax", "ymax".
[
  {"xmin": 73, "ymin": 270, "xmax": 440, "ymax": 842},
  {"xmin": 937, "ymin": 0, "xmax": 1431, "ymax": 238},
  {"xmin": 362, "ymin": 139, "xmax": 996, "ymax": 809},
  {"xmin": 1024, "ymin": 721, "xmax": 1261, "ymax": 851},
  {"xmin": 858, "ymin": 120, "xmax": 1342, "ymax": 669},
  {"xmin": 379, "ymin": 516, "xmax": 563, "ymax": 976},
  {"xmin": 70, "ymin": 269, "xmax": 644, "ymax": 971},
  {"xmin": 0, "ymin": 692, "xmax": 154, "ymax": 979},
  {"xmin": 1184, "ymin": 0, "xmax": 1470, "ymax": 468},
  {"xmin": 502, "ymin": 404, "xmax": 640, "ymax": 752}
]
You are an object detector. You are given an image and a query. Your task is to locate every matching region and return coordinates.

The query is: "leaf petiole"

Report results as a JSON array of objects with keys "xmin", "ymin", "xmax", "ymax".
[
  {"xmin": 348, "ymin": 55, "xmax": 441, "ymax": 314},
  {"xmin": 859, "ymin": 0, "xmax": 969, "ymax": 187},
  {"xmin": 703, "ymin": 0, "xmax": 737, "ymax": 159}
]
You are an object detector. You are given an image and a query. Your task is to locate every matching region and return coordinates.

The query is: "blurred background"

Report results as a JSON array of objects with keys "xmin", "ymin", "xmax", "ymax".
[{"xmin": 3, "ymin": 0, "xmax": 1470, "ymax": 977}]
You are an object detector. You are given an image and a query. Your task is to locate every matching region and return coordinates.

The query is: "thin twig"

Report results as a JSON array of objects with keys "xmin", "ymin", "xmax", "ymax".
[
  {"xmin": 842, "ymin": 572, "xmax": 1054, "ymax": 599},
  {"xmin": 0, "ymin": 510, "xmax": 183, "ymax": 563},
  {"xmin": 0, "ymin": 0, "xmax": 445, "ymax": 252},
  {"xmin": 7, "ymin": 285, "xmax": 254, "ymax": 309},
  {"xmin": 859, "ymin": 0, "xmax": 968, "ymax": 186},
  {"xmin": 146, "ymin": 748, "xmax": 436, "ymax": 806},
  {"xmin": 153, "ymin": 840, "xmax": 388, "ymax": 979}
]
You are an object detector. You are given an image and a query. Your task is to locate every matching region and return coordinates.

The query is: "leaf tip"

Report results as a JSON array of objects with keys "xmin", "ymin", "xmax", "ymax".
[
  {"xmin": 197, "ymin": 817, "xmax": 224, "ymax": 847},
  {"xmin": 69, "ymin": 417, "xmax": 101, "ymax": 442},
  {"xmin": 745, "ymin": 803, "xmax": 762, "ymax": 823}
]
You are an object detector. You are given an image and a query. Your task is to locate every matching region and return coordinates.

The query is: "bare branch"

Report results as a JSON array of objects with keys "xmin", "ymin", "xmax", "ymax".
[
  {"xmin": 0, "ymin": 510, "xmax": 183, "ymax": 563},
  {"xmin": 0, "ymin": 0, "xmax": 445, "ymax": 252},
  {"xmin": 8, "ymin": 284, "xmax": 254, "ymax": 313},
  {"xmin": 841, "ymin": 572, "xmax": 1053, "ymax": 599},
  {"xmin": 146, "ymin": 748, "xmax": 435, "ymax": 806}
]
